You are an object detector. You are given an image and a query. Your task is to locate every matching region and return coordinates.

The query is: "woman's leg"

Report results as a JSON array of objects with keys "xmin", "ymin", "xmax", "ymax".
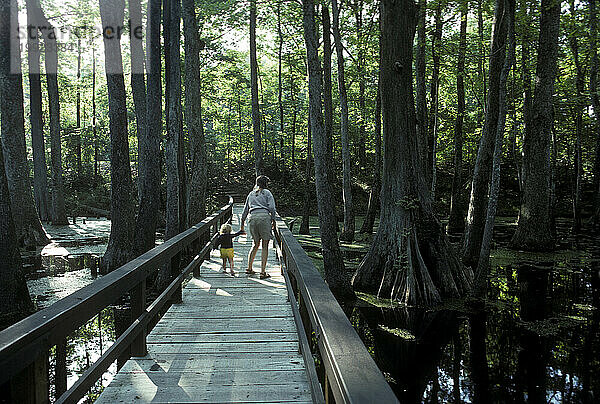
[
  {"xmin": 247, "ymin": 239, "xmax": 260, "ymax": 273},
  {"xmin": 260, "ymin": 239, "xmax": 269, "ymax": 275}
]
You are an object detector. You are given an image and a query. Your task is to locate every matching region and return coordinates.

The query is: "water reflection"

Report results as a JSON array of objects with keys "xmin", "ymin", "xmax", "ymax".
[{"xmin": 350, "ymin": 255, "xmax": 599, "ymax": 403}]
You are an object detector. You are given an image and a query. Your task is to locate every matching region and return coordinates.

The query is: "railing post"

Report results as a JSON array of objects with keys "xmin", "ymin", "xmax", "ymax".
[
  {"xmin": 192, "ymin": 237, "xmax": 201, "ymax": 277},
  {"xmin": 130, "ymin": 279, "xmax": 147, "ymax": 356},
  {"xmin": 170, "ymin": 254, "xmax": 183, "ymax": 304},
  {"xmin": 55, "ymin": 338, "xmax": 67, "ymax": 399}
]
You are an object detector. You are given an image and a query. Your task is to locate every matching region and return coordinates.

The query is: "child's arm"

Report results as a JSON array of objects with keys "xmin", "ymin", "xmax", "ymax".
[{"xmin": 232, "ymin": 230, "xmax": 245, "ymax": 237}]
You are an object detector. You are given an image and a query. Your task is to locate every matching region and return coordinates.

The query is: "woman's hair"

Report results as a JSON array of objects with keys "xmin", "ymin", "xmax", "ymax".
[
  {"xmin": 219, "ymin": 223, "xmax": 232, "ymax": 234},
  {"xmin": 254, "ymin": 175, "xmax": 270, "ymax": 194}
]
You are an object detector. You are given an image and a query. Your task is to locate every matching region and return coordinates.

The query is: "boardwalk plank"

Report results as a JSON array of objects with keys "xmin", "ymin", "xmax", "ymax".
[{"xmin": 97, "ymin": 204, "xmax": 313, "ymax": 403}]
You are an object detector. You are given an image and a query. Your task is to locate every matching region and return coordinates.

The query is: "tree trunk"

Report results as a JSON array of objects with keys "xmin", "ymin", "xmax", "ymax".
[
  {"xmin": 75, "ymin": 39, "xmax": 82, "ymax": 173},
  {"xmin": 183, "ymin": 0, "xmax": 207, "ymax": 225},
  {"xmin": 428, "ymin": 3, "xmax": 442, "ymax": 199},
  {"xmin": 0, "ymin": 145, "xmax": 33, "ymax": 330},
  {"xmin": 166, "ymin": 0, "xmax": 183, "ymax": 241},
  {"xmin": 355, "ymin": 0, "xmax": 367, "ymax": 169},
  {"xmin": 475, "ymin": 0, "xmax": 515, "ymax": 293},
  {"xmin": 519, "ymin": 0, "xmax": 531, "ymax": 190},
  {"xmin": 290, "ymin": 68, "xmax": 296, "ymax": 167},
  {"xmin": 510, "ymin": 0, "xmax": 560, "ymax": 251},
  {"xmin": 42, "ymin": 16, "xmax": 68, "ymax": 226},
  {"xmin": 277, "ymin": 1, "xmax": 284, "ymax": 164},
  {"xmin": 129, "ymin": 0, "xmax": 147, "ymax": 197},
  {"xmin": 568, "ymin": 0, "xmax": 583, "ymax": 234},
  {"xmin": 302, "ymin": 0, "xmax": 354, "ymax": 300},
  {"xmin": 134, "ymin": 0, "xmax": 161, "ymax": 256},
  {"xmin": 331, "ymin": 0, "xmax": 355, "ymax": 243},
  {"xmin": 353, "ymin": 0, "xmax": 470, "ymax": 306},
  {"xmin": 360, "ymin": 60, "xmax": 382, "ymax": 234},
  {"xmin": 462, "ymin": 0, "xmax": 509, "ymax": 268},
  {"xmin": 299, "ymin": 119, "xmax": 311, "ymax": 235},
  {"xmin": 93, "ymin": 48, "xmax": 98, "ymax": 177},
  {"xmin": 26, "ymin": 0, "xmax": 50, "ymax": 223},
  {"xmin": 447, "ymin": 0, "xmax": 467, "ymax": 236},
  {"xmin": 415, "ymin": 0, "xmax": 428, "ymax": 181},
  {"xmin": 99, "ymin": 0, "xmax": 136, "ymax": 272},
  {"xmin": 250, "ymin": 0, "xmax": 262, "ymax": 176},
  {"xmin": 322, "ymin": 4, "xmax": 336, "ymax": 196},
  {"xmin": 591, "ymin": 0, "xmax": 600, "ymax": 228},
  {"xmin": 0, "ymin": 0, "xmax": 35, "ymax": 329},
  {"xmin": 0, "ymin": 0, "xmax": 49, "ymax": 248}
]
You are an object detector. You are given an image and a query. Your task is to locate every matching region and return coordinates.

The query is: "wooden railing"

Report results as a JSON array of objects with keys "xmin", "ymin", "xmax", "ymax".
[
  {"xmin": 273, "ymin": 215, "xmax": 400, "ymax": 404},
  {"xmin": 0, "ymin": 198, "xmax": 234, "ymax": 404}
]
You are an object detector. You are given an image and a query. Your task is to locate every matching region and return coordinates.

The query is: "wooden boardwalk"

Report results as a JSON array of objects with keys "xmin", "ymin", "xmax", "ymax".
[{"xmin": 97, "ymin": 205, "xmax": 313, "ymax": 403}]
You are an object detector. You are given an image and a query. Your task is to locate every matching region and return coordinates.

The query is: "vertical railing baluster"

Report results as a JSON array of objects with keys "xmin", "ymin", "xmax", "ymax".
[
  {"xmin": 55, "ymin": 339, "xmax": 67, "ymax": 399},
  {"xmin": 130, "ymin": 279, "xmax": 147, "ymax": 356}
]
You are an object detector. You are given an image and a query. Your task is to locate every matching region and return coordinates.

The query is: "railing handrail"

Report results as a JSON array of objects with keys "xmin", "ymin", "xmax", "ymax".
[
  {"xmin": 274, "ymin": 215, "xmax": 399, "ymax": 404},
  {"xmin": 0, "ymin": 198, "xmax": 233, "ymax": 388}
]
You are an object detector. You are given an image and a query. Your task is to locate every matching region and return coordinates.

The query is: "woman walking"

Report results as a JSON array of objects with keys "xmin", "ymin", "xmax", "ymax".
[{"xmin": 241, "ymin": 175, "xmax": 277, "ymax": 279}]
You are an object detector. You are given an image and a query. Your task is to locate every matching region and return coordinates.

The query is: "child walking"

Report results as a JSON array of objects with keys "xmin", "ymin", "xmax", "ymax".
[{"xmin": 214, "ymin": 223, "xmax": 245, "ymax": 275}]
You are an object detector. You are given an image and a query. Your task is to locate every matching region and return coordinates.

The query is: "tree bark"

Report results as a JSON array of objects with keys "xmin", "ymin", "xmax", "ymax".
[
  {"xmin": 166, "ymin": 0, "xmax": 183, "ymax": 241},
  {"xmin": 331, "ymin": 0, "xmax": 355, "ymax": 243},
  {"xmin": 355, "ymin": 0, "xmax": 367, "ymax": 169},
  {"xmin": 0, "ymin": 0, "xmax": 49, "ymax": 248},
  {"xmin": 75, "ymin": 39, "xmax": 82, "ymax": 173},
  {"xmin": 42, "ymin": 14, "xmax": 68, "ymax": 226},
  {"xmin": 510, "ymin": 0, "xmax": 560, "ymax": 251},
  {"xmin": 591, "ymin": 0, "xmax": 600, "ymax": 228},
  {"xmin": 129, "ymin": 0, "xmax": 147, "ymax": 197},
  {"xmin": 322, "ymin": 4, "xmax": 335, "ymax": 191},
  {"xmin": 250, "ymin": 0, "xmax": 262, "ymax": 176},
  {"xmin": 353, "ymin": 0, "xmax": 470, "ymax": 306},
  {"xmin": 415, "ymin": 0, "xmax": 428, "ymax": 181},
  {"xmin": 428, "ymin": 3, "xmax": 442, "ymax": 199},
  {"xmin": 475, "ymin": 0, "xmax": 515, "ymax": 293},
  {"xmin": 26, "ymin": 0, "xmax": 50, "ymax": 223},
  {"xmin": 277, "ymin": 1, "xmax": 284, "ymax": 163},
  {"xmin": 568, "ymin": 0, "xmax": 583, "ymax": 234},
  {"xmin": 519, "ymin": 0, "xmax": 531, "ymax": 190},
  {"xmin": 462, "ymin": 0, "xmax": 509, "ymax": 268},
  {"xmin": 299, "ymin": 119, "xmax": 311, "ymax": 235},
  {"xmin": 359, "ymin": 85, "xmax": 381, "ymax": 235},
  {"xmin": 302, "ymin": 0, "xmax": 353, "ymax": 300},
  {"xmin": 447, "ymin": 0, "xmax": 467, "ymax": 236},
  {"xmin": 99, "ymin": 0, "xmax": 136, "ymax": 272},
  {"xmin": 0, "ymin": 145, "xmax": 33, "ymax": 330},
  {"xmin": 0, "ymin": 0, "xmax": 35, "ymax": 330},
  {"xmin": 134, "ymin": 0, "xmax": 161, "ymax": 256},
  {"xmin": 183, "ymin": 0, "xmax": 207, "ymax": 225}
]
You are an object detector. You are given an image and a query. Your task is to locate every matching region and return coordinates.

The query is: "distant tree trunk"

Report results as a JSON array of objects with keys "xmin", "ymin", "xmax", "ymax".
[
  {"xmin": 355, "ymin": 0, "xmax": 367, "ymax": 169},
  {"xmin": 322, "ymin": 5, "xmax": 335, "ymax": 191},
  {"xmin": 302, "ymin": 0, "xmax": 353, "ymax": 299},
  {"xmin": 462, "ymin": 0, "xmax": 509, "ymax": 268},
  {"xmin": 568, "ymin": 0, "xmax": 583, "ymax": 234},
  {"xmin": 428, "ymin": 3, "xmax": 442, "ymax": 199},
  {"xmin": 299, "ymin": 119, "xmax": 311, "ymax": 235},
  {"xmin": 250, "ymin": 0, "xmax": 262, "ymax": 176},
  {"xmin": 129, "ymin": 0, "xmax": 147, "ymax": 195},
  {"xmin": 359, "ymin": 85, "xmax": 381, "ymax": 234},
  {"xmin": 519, "ymin": 0, "xmax": 531, "ymax": 190},
  {"xmin": 183, "ymin": 0, "xmax": 207, "ymax": 225},
  {"xmin": 475, "ymin": 0, "xmax": 515, "ymax": 293},
  {"xmin": 510, "ymin": 0, "xmax": 560, "ymax": 251},
  {"xmin": 447, "ymin": 1, "xmax": 468, "ymax": 235},
  {"xmin": 478, "ymin": 0, "xmax": 486, "ymax": 111},
  {"xmin": 75, "ymin": 39, "xmax": 82, "ymax": 173},
  {"xmin": 277, "ymin": 1, "xmax": 284, "ymax": 163},
  {"xmin": 591, "ymin": 0, "xmax": 600, "ymax": 228},
  {"xmin": 353, "ymin": 0, "xmax": 470, "ymax": 305},
  {"xmin": 134, "ymin": 0, "xmax": 161, "ymax": 256},
  {"xmin": 332, "ymin": 0, "xmax": 355, "ymax": 243},
  {"xmin": 166, "ymin": 0, "xmax": 183, "ymax": 241},
  {"xmin": 290, "ymin": 68, "xmax": 297, "ymax": 167},
  {"xmin": 415, "ymin": 0, "xmax": 428, "ymax": 181},
  {"xmin": 0, "ymin": 145, "xmax": 33, "ymax": 329},
  {"xmin": 42, "ymin": 18, "xmax": 68, "ymax": 226},
  {"xmin": 0, "ymin": 0, "xmax": 49, "ymax": 248},
  {"xmin": 163, "ymin": 0, "xmax": 170, "ymax": 134},
  {"xmin": 26, "ymin": 0, "xmax": 50, "ymax": 223},
  {"xmin": 93, "ymin": 48, "xmax": 98, "ymax": 177},
  {"xmin": 99, "ymin": 0, "xmax": 136, "ymax": 272}
]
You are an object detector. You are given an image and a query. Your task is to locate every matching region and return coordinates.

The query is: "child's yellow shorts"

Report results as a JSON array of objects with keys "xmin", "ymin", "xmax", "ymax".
[{"xmin": 220, "ymin": 248, "xmax": 234, "ymax": 259}]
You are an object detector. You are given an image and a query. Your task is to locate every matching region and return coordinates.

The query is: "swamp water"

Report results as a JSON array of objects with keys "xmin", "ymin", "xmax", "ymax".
[
  {"xmin": 25, "ymin": 218, "xmax": 116, "ymax": 401},
  {"xmin": 346, "ymin": 220, "xmax": 600, "ymax": 403}
]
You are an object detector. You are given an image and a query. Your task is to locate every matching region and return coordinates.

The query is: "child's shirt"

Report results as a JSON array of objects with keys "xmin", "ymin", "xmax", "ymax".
[{"xmin": 214, "ymin": 231, "xmax": 244, "ymax": 249}]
